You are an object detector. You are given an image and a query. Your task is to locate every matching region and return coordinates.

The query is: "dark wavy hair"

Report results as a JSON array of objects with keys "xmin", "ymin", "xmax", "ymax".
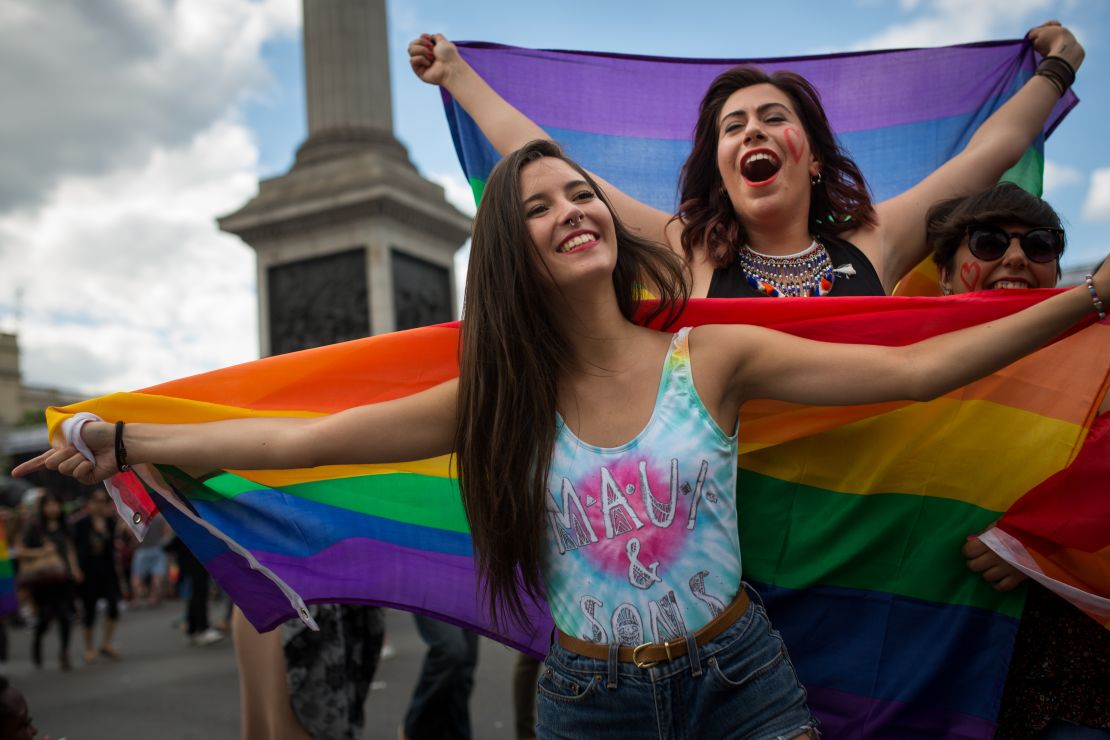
[
  {"xmin": 36, "ymin": 490, "xmax": 63, "ymax": 522},
  {"xmin": 676, "ymin": 65, "xmax": 876, "ymax": 268},
  {"xmin": 455, "ymin": 140, "xmax": 689, "ymax": 629},
  {"xmin": 928, "ymin": 182, "xmax": 1064, "ymax": 279}
]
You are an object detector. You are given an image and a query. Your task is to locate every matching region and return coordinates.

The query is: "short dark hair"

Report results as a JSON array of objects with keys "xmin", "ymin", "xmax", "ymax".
[
  {"xmin": 676, "ymin": 65, "xmax": 876, "ymax": 268},
  {"xmin": 928, "ymin": 182, "xmax": 1065, "ymax": 277}
]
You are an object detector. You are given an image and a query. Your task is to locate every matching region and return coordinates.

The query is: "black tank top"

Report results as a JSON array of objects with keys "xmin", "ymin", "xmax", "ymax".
[{"xmin": 707, "ymin": 234, "xmax": 885, "ymax": 298}]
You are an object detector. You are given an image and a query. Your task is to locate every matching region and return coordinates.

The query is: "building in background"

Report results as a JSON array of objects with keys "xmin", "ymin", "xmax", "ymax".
[{"xmin": 219, "ymin": 0, "xmax": 471, "ymax": 356}]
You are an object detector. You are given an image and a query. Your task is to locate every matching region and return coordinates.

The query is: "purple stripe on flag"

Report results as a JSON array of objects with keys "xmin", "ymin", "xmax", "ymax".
[
  {"xmin": 456, "ymin": 40, "xmax": 1073, "ymax": 140},
  {"xmin": 208, "ymin": 538, "xmax": 553, "ymax": 655},
  {"xmin": 808, "ymin": 686, "xmax": 996, "ymax": 739}
]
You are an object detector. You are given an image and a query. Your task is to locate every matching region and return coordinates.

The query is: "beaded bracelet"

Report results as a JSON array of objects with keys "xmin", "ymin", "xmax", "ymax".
[
  {"xmin": 1086, "ymin": 274, "xmax": 1106, "ymax": 321},
  {"xmin": 114, "ymin": 420, "xmax": 131, "ymax": 472}
]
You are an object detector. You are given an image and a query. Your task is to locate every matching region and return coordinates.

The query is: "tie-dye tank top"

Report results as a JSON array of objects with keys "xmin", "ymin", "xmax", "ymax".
[{"xmin": 542, "ymin": 327, "xmax": 742, "ymax": 646}]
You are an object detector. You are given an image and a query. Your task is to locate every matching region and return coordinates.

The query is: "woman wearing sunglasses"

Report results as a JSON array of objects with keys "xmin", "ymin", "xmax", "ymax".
[
  {"xmin": 931, "ymin": 183, "xmax": 1067, "ymax": 294},
  {"xmin": 928, "ymin": 182, "xmax": 1109, "ymax": 740}
]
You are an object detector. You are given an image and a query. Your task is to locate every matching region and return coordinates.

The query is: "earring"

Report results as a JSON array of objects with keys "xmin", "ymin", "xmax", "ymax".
[
  {"xmin": 719, "ymin": 185, "xmax": 727, "ymax": 199},
  {"xmin": 942, "ymin": 284, "xmax": 953, "ymax": 296},
  {"xmin": 810, "ymin": 172, "xmax": 822, "ymax": 186}
]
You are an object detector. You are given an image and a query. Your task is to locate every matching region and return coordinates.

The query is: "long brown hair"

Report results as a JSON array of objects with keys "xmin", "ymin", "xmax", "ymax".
[
  {"xmin": 676, "ymin": 65, "xmax": 877, "ymax": 267},
  {"xmin": 455, "ymin": 140, "xmax": 689, "ymax": 629}
]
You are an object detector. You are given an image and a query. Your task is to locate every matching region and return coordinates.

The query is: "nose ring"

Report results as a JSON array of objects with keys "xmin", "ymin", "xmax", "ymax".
[{"xmin": 567, "ymin": 213, "xmax": 583, "ymax": 227}]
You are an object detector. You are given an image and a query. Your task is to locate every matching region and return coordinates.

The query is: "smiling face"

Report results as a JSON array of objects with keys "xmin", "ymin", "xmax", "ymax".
[
  {"xmin": 941, "ymin": 220, "xmax": 1060, "ymax": 293},
  {"xmin": 716, "ymin": 83, "xmax": 821, "ymax": 225},
  {"xmin": 520, "ymin": 157, "xmax": 617, "ymax": 289}
]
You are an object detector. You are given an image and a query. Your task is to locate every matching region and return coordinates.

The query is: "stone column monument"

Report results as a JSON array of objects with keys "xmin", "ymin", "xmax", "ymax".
[{"xmin": 218, "ymin": 0, "xmax": 472, "ymax": 356}]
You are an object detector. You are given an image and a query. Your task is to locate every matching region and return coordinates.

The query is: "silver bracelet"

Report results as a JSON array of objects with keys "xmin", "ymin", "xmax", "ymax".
[{"xmin": 1086, "ymin": 274, "xmax": 1106, "ymax": 321}]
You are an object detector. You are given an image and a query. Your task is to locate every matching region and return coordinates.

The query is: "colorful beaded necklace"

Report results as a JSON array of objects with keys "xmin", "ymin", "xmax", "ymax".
[{"xmin": 738, "ymin": 238, "xmax": 836, "ymax": 297}]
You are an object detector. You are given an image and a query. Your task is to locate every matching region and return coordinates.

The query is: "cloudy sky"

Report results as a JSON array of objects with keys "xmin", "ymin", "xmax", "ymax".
[{"xmin": 1, "ymin": 0, "xmax": 1107, "ymax": 396}]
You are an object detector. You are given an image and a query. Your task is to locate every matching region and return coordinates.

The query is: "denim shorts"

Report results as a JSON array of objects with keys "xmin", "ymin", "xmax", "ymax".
[
  {"xmin": 131, "ymin": 547, "xmax": 167, "ymax": 579},
  {"xmin": 535, "ymin": 588, "xmax": 817, "ymax": 740}
]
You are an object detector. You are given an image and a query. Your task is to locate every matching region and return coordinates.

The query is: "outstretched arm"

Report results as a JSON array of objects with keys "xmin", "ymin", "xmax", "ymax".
[
  {"xmin": 870, "ymin": 21, "xmax": 1084, "ymax": 291},
  {"xmin": 697, "ymin": 262, "xmax": 1107, "ymax": 416},
  {"xmin": 409, "ymin": 33, "xmax": 674, "ymax": 246},
  {"xmin": 13, "ymin": 379, "xmax": 459, "ymax": 485}
]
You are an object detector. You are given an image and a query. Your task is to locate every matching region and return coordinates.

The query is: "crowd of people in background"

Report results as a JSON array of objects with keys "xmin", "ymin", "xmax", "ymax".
[{"xmin": 0, "ymin": 486, "xmax": 231, "ymax": 674}]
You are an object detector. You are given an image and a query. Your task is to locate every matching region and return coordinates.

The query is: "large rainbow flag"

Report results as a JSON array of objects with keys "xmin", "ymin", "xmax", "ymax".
[
  {"xmin": 440, "ymin": 38, "xmax": 1077, "ymax": 296},
  {"xmin": 45, "ymin": 293, "xmax": 1109, "ymax": 738}
]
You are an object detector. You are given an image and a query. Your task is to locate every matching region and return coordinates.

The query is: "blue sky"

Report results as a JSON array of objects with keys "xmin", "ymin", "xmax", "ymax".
[{"xmin": 0, "ymin": 0, "xmax": 1106, "ymax": 394}]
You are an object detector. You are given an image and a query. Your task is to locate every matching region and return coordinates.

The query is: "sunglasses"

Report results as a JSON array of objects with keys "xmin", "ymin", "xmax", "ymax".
[{"xmin": 966, "ymin": 223, "xmax": 1064, "ymax": 264}]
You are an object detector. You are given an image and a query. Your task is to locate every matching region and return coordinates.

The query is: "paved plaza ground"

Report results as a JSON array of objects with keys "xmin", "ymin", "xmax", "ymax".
[{"xmin": 9, "ymin": 601, "xmax": 523, "ymax": 739}]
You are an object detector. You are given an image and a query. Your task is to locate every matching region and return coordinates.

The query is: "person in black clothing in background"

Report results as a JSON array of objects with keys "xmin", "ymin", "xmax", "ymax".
[
  {"xmin": 165, "ymin": 535, "xmax": 223, "ymax": 647},
  {"xmin": 71, "ymin": 487, "xmax": 123, "ymax": 662},
  {"xmin": 19, "ymin": 490, "xmax": 79, "ymax": 671}
]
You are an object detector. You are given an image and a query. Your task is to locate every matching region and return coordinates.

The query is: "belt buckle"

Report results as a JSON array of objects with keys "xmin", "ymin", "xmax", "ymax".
[{"xmin": 631, "ymin": 641, "xmax": 659, "ymax": 669}]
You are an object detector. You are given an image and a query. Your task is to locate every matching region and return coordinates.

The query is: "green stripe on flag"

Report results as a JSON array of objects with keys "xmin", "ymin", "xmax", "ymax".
[
  {"xmin": 738, "ymin": 469, "xmax": 1025, "ymax": 618},
  {"xmin": 177, "ymin": 469, "xmax": 471, "ymax": 534},
  {"xmin": 1000, "ymin": 143, "xmax": 1045, "ymax": 195}
]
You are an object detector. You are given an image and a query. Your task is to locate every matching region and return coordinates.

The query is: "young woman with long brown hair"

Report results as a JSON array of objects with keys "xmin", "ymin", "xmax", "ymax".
[{"xmin": 15, "ymin": 141, "xmax": 1110, "ymax": 738}]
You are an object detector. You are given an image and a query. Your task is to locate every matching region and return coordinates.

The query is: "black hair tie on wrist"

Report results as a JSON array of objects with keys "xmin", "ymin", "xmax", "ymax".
[{"xmin": 114, "ymin": 420, "xmax": 131, "ymax": 472}]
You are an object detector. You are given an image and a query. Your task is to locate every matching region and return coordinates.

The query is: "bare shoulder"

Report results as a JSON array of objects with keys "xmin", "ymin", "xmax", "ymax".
[
  {"xmin": 687, "ymin": 324, "xmax": 764, "ymax": 416},
  {"xmin": 688, "ymin": 324, "xmax": 761, "ymax": 367}
]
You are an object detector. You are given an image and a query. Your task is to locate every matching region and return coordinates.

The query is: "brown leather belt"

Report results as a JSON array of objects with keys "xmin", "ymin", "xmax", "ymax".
[{"xmin": 556, "ymin": 588, "xmax": 751, "ymax": 669}]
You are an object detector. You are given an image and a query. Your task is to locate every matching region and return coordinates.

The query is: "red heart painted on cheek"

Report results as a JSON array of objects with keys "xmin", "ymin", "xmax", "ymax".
[
  {"xmin": 959, "ymin": 262, "xmax": 981, "ymax": 292},
  {"xmin": 784, "ymin": 127, "xmax": 804, "ymax": 164}
]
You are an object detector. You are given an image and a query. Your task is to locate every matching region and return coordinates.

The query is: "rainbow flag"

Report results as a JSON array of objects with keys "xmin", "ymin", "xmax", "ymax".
[
  {"xmin": 0, "ymin": 519, "xmax": 16, "ymax": 616},
  {"xmin": 440, "ymin": 39, "xmax": 1077, "ymax": 297},
  {"xmin": 45, "ymin": 294, "xmax": 1109, "ymax": 738}
]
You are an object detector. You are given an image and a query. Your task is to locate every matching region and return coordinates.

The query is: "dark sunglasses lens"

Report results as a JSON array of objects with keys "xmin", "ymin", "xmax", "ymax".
[
  {"xmin": 968, "ymin": 227, "xmax": 1008, "ymax": 260},
  {"xmin": 1022, "ymin": 229, "xmax": 1062, "ymax": 263}
]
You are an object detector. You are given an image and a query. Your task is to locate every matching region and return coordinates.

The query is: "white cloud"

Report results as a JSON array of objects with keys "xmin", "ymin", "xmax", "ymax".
[
  {"xmin": 1, "ymin": 119, "xmax": 261, "ymax": 395},
  {"xmin": 1043, "ymin": 159, "xmax": 1083, "ymax": 196},
  {"xmin": 429, "ymin": 172, "xmax": 478, "ymax": 217},
  {"xmin": 1081, "ymin": 168, "xmax": 1110, "ymax": 222},
  {"xmin": 0, "ymin": 0, "xmax": 298, "ymax": 213},
  {"xmin": 852, "ymin": 0, "xmax": 1054, "ymax": 49},
  {"xmin": 0, "ymin": 0, "xmax": 304, "ymax": 396}
]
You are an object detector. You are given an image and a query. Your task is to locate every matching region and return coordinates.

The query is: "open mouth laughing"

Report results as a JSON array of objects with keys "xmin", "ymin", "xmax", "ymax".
[{"xmin": 740, "ymin": 149, "xmax": 783, "ymax": 186}]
